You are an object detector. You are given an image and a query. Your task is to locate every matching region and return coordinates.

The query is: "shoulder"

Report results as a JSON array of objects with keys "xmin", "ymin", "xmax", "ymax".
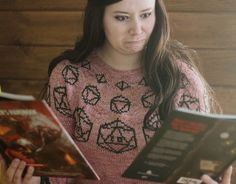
[
  {"xmin": 176, "ymin": 59, "xmax": 205, "ymax": 92},
  {"xmin": 49, "ymin": 59, "xmax": 85, "ymax": 87},
  {"xmin": 174, "ymin": 59, "xmax": 209, "ymax": 112}
]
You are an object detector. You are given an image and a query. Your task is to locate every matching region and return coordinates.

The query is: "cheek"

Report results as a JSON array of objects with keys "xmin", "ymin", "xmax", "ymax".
[
  {"xmin": 147, "ymin": 18, "xmax": 156, "ymax": 34},
  {"xmin": 104, "ymin": 25, "xmax": 125, "ymax": 43}
]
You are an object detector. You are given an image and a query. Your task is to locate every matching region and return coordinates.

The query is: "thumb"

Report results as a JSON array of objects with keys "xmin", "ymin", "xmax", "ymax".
[
  {"xmin": 221, "ymin": 166, "xmax": 232, "ymax": 184},
  {"xmin": 201, "ymin": 174, "xmax": 218, "ymax": 184}
]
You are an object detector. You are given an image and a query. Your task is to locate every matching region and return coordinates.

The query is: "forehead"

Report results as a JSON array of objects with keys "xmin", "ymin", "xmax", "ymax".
[{"xmin": 105, "ymin": 0, "xmax": 156, "ymax": 12}]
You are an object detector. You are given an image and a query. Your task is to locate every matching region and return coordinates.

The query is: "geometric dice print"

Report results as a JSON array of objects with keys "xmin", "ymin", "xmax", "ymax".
[
  {"xmin": 141, "ymin": 90, "xmax": 155, "ymax": 108},
  {"xmin": 82, "ymin": 85, "xmax": 101, "ymax": 105},
  {"xmin": 110, "ymin": 95, "xmax": 131, "ymax": 114},
  {"xmin": 143, "ymin": 111, "xmax": 162, "ymax": 131},
  {"xmin": 115, "ymin": 81, "xmax": 130, "ymax": 91},
  {"xmin": 97, "ymin": 119, "xmax": 137, "ymax": 153},
  {"xmin": 178, "ymin": 93, "xmax": 200, "ymax": 111},
  {"xmin": 138, "ymin": 77, "xmax": 148, "ymax": 86},
  {"xmin": 180, "ymin": 73, "xmax": 190, "ymax": 89},
  {"xmin": 53, "ymin": 86, "xmax": 71, "ymax": 116},
  {"xmin": 143, "ymin": 111, "xmax": 162, "ymax": 143},
  {"xmin": 143, "ymin": 127, "xmax": 156, "ymax": 144},
  {"xmin": 81, "ymin": 59, "xmax": 91, "ymax": 70},
  {"xmin": 62, "ymin": 65, "xmax": 79, "ymax": 85},
  {"xmin": 96, "ymin": 74, "xmax": 107, "ymax": 84},
  {"xmin": 74, "ymin": 107, "xmax": 93, "ymax": 142}
]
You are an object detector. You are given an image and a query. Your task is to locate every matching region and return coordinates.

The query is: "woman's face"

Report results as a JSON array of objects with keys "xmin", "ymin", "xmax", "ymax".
[{"xmin": 103, "ymin": 0, "xmax": 156, "ymax": 55}]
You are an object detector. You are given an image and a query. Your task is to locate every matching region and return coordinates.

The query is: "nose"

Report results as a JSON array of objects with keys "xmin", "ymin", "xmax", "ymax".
[{"xmin": 129, "ymin": 18, "xmax": 143, "ymax": 35}]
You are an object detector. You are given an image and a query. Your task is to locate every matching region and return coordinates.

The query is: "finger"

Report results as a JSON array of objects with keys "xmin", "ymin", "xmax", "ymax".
[
  {"xmin": 22, "ymin": 166, "xmax": 34, "ymax": 184},
  {"xmin": 201, "ymin": 174, "xmax": 218, "ymax": 184},
  {"xmin": 221, "ymin": 166, "xmax": 233, "ymax": 184},
  {"xmin": 6, "ymin": 159, "xmax": 20, "ymax": 182},
  {"xmin": 13, "ymin": 160, "xmax": 26, "ymax": 184}
]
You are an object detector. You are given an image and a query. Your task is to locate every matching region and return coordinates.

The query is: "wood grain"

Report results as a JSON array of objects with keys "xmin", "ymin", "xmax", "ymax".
[
  {"xmin": 0, "ymin": 11, "xmax": 83, "ymax": 46},
  {"xmin": 0, "ymin": 46, "xmax": 70, "ymax": 80},
  {"xmin": 0, "ymin": 46, "xmax": 235, "ymax": 86},
  {"xmin": 1, "ymin": 0, "xmax": 236, "ymax": 12},
  {"xmin": 0, "ymin": 12, "xmax": 236, "ymax": 49},
  {"xmin": 0, "ymin": 79, "xmax": 46, "ymax": 98},
  {"xmin": 197, "ymin": 49, "xmax": 236, "ymax": 86}
]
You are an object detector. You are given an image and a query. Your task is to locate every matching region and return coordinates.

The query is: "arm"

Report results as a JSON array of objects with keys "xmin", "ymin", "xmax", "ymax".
[
  {"xmin": 46, "ymin": 60, "xmax": 77, "ymax": 184},
  {"xmin": 174, "ymin": 62, "xmax": 210, "ymax": 113}
]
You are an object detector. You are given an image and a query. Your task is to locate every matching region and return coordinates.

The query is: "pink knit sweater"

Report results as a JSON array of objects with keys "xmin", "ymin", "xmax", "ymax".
[{"xmin": 47, "ymin": 51, "xmax": 208, "ymax": 184}]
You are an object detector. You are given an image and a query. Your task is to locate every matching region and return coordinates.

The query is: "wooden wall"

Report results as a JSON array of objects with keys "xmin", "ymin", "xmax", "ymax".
[
  {"xmin": 0, "ymin": 0, "xmax": 236, "ymax": 182},
  {"xmin": 0, "ymin": 0, "xmax": 236, "ymax": 114}
]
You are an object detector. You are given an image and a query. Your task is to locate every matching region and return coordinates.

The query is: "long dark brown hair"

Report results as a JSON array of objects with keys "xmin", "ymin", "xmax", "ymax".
[{"xmin": 45, "ymin": 0, "xmax": 218, "ymax": 123}]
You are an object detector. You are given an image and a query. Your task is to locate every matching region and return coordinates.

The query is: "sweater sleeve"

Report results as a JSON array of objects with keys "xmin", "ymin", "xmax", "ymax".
[
  {"xmin": 174, "ymin": 61, "xmax": 210, "ymax": 113},
  {"xmin": 46, "ymin": 61, "xmax": 76, "ymax": 184}
]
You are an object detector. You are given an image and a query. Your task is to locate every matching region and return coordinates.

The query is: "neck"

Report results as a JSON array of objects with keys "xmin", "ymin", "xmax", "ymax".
[{"xmin": 98, "ymin": 43, "xmax": 142, "ymax": 71}]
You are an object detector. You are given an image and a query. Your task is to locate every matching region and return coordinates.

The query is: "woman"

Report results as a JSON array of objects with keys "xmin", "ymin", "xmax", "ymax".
[{"xmin": 3, "ymin": 0, "xmax": 232, "ymax": 183}]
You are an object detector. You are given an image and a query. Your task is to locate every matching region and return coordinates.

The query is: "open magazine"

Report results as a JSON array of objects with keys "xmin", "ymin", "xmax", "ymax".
[
  {"xmin": 0, "ymin": 100, "xmax": 100, "ymax": 179},
  {"xmin": 123, "ymin": 108, "xmax": 236, "ymax": 184}
]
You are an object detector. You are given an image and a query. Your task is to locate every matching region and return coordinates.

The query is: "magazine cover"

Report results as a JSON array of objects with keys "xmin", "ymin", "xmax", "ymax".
[
  {"xmin": 123, "ymin": 108, "xmax": 236, "ymax": 184},
  {"xmin": 0, "ymin": 100, "xmax": 100, "ymax": 179}
]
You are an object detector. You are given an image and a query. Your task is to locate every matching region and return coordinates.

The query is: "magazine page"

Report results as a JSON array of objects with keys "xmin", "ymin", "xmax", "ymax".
[
  {"xmin": 123, "ymin": 109, "xmax": 236, "ymax": 184},
  {"xmin": 0, "ymin": 100, "xmax": 100, "ymax": 179}
]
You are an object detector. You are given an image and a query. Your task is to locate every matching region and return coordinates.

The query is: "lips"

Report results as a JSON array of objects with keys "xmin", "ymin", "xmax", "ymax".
[{"xmin": 127, "ymin": 39, "xmax": 145, "ymax": 43}]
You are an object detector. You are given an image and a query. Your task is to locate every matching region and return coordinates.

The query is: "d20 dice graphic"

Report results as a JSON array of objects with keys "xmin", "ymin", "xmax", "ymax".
[
  {"xmin": 141, "ymin": 90, "xmax": 155, "ymax": 108},
  {"xmin": 81, "ymin": 59, "xmax": 91, "ymax": 70},
  {"xmin": 180, "ymin": 73, "xmax": 190, "ymax": 89},
  {"xmin": 110, "ymin": 95, "xmax": 131, "ymax": 114},
  {"xmin": 115, "ymin": 81, "xmax": 130, "ymax": 91},
  {"xmin": 138, "ymin": 77, "xmax": 148, "ymax": 86},
  {"xmin": 74, "ymin": 107, "xmax": 93, "ymax": 142},
  {"xmin": 96, "ymin": 74, "xmax": 107, "ymax": 84},
  {"xmin": 62, "ymin": 65, "xmax": 79, "ymax": 85},
  {"xmin": 178, "ymin": 93, "xmax": 200, "ymax": 111},
  {"xmin": 143, "ymin": 127, "xmax": 156, "ymax": 143},
  {"xmin": 143, "ymin": 111, "xmax": 162, "ymax": 143},
  {"xmin": 97, "ymin": 119, "xmax": 137, "ymax": 153},
  {"xmin": 82, "ymin": 85, "xmax": 101, "ymax": 105},
  {"xmin": 144, "ymin": 111, "xmax": 162, "ymax": 131},
  {"xmin": 53, "ymin": 87, "xmax": 71, "ymax": 116}
]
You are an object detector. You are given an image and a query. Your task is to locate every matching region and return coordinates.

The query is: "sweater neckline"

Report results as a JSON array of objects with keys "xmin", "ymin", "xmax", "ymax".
[{"xmin": 91, "ymin": 50, "xmax": 142, "ymax": 76}]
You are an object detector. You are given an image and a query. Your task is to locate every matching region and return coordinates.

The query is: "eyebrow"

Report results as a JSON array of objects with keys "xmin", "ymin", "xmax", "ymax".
[{"xmin": 113, "ymin": 8, "xmax": 153, "ymax": 14}]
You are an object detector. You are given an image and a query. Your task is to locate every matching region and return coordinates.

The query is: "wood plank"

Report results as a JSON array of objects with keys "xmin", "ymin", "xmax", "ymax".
[
  {"xmin": 0, "ymin": 0, "xmax": 236, "ymax": 12},
  {"xmin": 213, "ymin": 86, "xmax": 236, "ymax": 114},
  {"xmin": 0, "ymin": 12, "xmax": 236, "ymax": 49},
  {"xmin": 197, "ymin": 49, "xmax": 236, "ymax": 86},
  {"xmin": 0, "ymin": 0, "xmax": 86, "ymax": 11},
  {"xmin": 170, "ymin": 13, "xmax": 236, "ymax": 49},
  {"xmin": 0, "ymin": 46, "xmax": 71, "ymax": 80},
  {"xmin": 0, "ymin": 46, "xmax": 235, "ymax": 86},
  {"xmin": 0, "ymin": 79, "xmax": 47, "ymax": 98},
  {"xmin": 0, "ymin": 11, "xmax": 83, "ymax": 46},
  {"xmin": 1, "ymin": 79, "xmax": 236, "ymax": 114},
  {"xmin": 165, "ymin": 0, "xmax": 236, "ymax": 12}
]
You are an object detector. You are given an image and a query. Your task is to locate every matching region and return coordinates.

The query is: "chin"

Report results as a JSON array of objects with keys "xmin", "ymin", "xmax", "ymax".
[{"xmin": 121, "ymin": 46, "xmax": 144, "ymax": 55}]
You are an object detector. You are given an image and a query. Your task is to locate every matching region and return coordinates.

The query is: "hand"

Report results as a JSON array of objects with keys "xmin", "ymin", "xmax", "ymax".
[
  {"xmin": 6, "ymin": 159, "xmax": 40, "ymax": 184},
  {"xmin": 201, "ymin": 166, "xmax": 233, "ymax": 184}
]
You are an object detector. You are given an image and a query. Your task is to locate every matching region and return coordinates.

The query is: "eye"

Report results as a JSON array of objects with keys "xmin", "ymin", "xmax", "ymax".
[
  {"xmin": 114, "ymin": 15, "xmax": 129, "ymax": 22},
  {"xmin": 140, "ymin": 12, "xmax": 152, "ymax": 19}
]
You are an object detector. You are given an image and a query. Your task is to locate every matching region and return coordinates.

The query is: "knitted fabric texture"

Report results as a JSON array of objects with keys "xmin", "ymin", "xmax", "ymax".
[{"xmin": 47, "ymin": 51, "xmax": 208, "ymax": 184}]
